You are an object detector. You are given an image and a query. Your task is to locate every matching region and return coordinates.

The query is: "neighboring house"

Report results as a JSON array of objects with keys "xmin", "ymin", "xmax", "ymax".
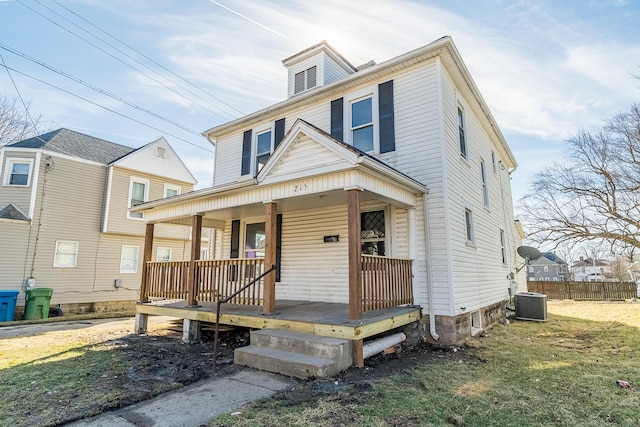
[
  {"xmin": 526, "ymin": 252, "xmax": 569, "ymax": 281},
  {"xmin": 572, "ymin": 257, "xmax": 612, "ymax": 282},
  {"xmin": 132, "ymin": 37, "xmax": 523, "ymax": 355},
  {"xmin": 0, "ymin": 128, "xmax": 199, "ymax": 315}
]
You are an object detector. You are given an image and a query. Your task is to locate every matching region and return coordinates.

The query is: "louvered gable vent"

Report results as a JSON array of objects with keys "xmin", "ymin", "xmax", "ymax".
[{"xmin": 294, "ymin": 66, "xmax": 317, "ymax": 94}]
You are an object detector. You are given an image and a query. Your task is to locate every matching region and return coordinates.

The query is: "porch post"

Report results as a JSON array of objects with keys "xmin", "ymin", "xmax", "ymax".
[
  {"xmin": 408, "ymin": 208, "xmax": 419, "ymax": 304},
  {"xmin": 263, "ymin": 201, "xmax": 278, "ymax": 314},
  {"xmin": 187, "ymin": 214, "xmax": 203, "ymax": 306},
  {"xmin": 139, "ymin": 223, "xmax": 154, "ymax": 303},
  {"xmin": 346, "ymin": 187, "xmax": 363, "ymax": 320}
]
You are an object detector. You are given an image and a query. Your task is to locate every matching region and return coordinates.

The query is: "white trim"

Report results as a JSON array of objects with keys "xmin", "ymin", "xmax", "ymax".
[
  {"xmin": 2, "ymin": 157, "xmax": 34, "ymax": 186},
  {"xmin": 0, "ymin": 149, "xmax": 4, "ymax": 187},
  {"xmin": 28, "ymin": 152, "xmax": 41, "ymax": 219},
  {"xmin": 464, "ymin": 206, "xmax": 475, "ymax": 246},
  {"xmin": 407, "ymin": 208, "xmax": 420, "ymax": 306},
  {"xmin": 437, "ymin": 57, "xmax": 455, "ymax": 317},
  {"xmin": 120, "ymin": 245, "xmax": 139, "ymax": 273},
  {"xmin": 480, "ymin": 158, "xmax": 489, "ymax": 209},
  {"xmin": 163, "ymin": 183, "xmax": 182, "ymax": 198},
  {"xmin": 53, "ymin": 240, "xmax": 79, "ymax": 268},
  {"xmin": 127, "ymin": 176, "xmax": 150, "ymax": 220},
  {"xmin": 103, "ymin": 166, "xmax": 113, "ymax": 232},
  {"xmin": 1, "ymin": 146, "xmax": 107, "ymax": 167},
  {"xmin": 343, "ymin": 85, "xmax": 379, "ymax": 154},
  {"xmin": 156, "ymin": 247, "xmax": 172, "ymax": 261}
]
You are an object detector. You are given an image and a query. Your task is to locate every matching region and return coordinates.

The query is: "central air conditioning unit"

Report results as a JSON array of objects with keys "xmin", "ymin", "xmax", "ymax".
[{"xmin": 515, "ymin": 292, "xmax": 547, "ymax": 321}]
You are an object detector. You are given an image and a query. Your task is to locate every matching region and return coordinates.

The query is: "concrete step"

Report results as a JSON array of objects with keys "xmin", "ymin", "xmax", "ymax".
[
  {"xmin": 249, "ymin": 329, "xmax": 352, "ymax": 370},
  {"xmin": 235, "ymin": 345, "xmax": 339, "ymax": 379}
]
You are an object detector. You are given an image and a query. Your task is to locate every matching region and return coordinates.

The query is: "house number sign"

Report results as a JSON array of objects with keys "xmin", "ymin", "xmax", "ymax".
[{"xmin": 293, "ymin": 182, "xmax": 310, "ymax": 193}]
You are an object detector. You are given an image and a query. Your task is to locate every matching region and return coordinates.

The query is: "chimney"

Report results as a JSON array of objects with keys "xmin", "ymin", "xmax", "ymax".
[{"xmin": 580, "ymin": 256, "xmax": 584, "ymax": 263}]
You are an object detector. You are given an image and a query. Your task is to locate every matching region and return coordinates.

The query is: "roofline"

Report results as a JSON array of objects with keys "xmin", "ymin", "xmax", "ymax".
[
  {"xmin": 1, "ymin": 146, "xmax": 108, "ymax": 167},
  {"xmin": 281, "ymin": 40, "xmax": 358, "ymax": 72},
  {"xmin": 130, "ymin": 178, "xmax": 257, "ymax": 212},
  {"xmin": 201, "ymin": 36, "xmax": 517, "ymax": 169}
]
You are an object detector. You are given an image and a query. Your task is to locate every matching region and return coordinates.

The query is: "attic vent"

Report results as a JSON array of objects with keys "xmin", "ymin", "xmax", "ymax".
[
  {"xmin": 156, "ymin": 147, "xmax": 166, "ymax": 159},
  {"xmin": 294, "ymin": 66, "xmax": 317, "ymax": 94}
]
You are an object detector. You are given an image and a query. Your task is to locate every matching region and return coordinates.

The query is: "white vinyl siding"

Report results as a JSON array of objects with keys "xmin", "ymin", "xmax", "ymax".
[
  {"xmin": 120, "ymin": 245, "xmax": 139, "ymax": 273},
  {"xmin": 53, "ymin": 240, "xmax": 78, "ymax": 268}
]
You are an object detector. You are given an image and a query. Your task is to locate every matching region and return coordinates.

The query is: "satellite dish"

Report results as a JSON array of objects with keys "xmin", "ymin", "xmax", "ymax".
[{"xmin": 517, "ymin": 246, "xmax": 541, "ymax": 261}]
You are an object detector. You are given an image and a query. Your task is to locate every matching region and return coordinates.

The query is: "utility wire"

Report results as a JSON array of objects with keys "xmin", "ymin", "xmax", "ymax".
[
  {"xmin": 16, "ymin": 0, "xmax": 233, "ymax": 122},
  {"xmin": 0, "ymin": 43, "xmax": 202, "ymax": 136},
  {"xmin": 51, "ymin": 0, "xmax": 245, "ymax": 117},
  {"xmin": 0, "ymin": 63, "xmax": 214, "ymax": 153}
]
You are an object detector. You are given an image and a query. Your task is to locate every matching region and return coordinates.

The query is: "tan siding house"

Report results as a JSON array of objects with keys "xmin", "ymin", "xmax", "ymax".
[{"xmin": 0, "ymin": 129, "xmax": 197, "ymax": 315}]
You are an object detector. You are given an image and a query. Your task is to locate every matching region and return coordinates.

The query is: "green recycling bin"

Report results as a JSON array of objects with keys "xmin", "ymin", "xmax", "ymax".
[{"xmin": 24, "ymin": 288, "xmax": 53, "ymax": 320}]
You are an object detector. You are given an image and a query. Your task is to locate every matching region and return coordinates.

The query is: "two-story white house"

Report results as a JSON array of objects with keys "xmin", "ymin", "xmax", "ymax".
[
  {"xmin": 132, "ymin": 37, "xmax": 522, "ymax": 371},
  {"xmin": 0, "ymin": 128, "xmax": 199, "ymax": 316}
]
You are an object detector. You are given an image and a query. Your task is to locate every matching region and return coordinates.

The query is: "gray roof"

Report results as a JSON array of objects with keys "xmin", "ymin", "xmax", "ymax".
[
  {"xmin": 8, "ymin": 128, "xmax": 135, "ymax": 164},
  {"xmin": 0, "ymin": 203, "xmax": 30, "ymax": 221}
]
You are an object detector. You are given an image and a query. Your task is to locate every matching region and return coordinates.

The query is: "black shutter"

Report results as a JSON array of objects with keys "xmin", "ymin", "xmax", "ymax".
[
  {"xmin": 276, "ymin": 214, "xmax": 282, "ymax": 282},
  {"xmin": 330, "ymin": 98, "xmax": 344, "ymax": 141},
  {"xmin": 378, "ymin": 80, "xmax": 396, "ymax": 153},
  {"xmin": 241, "ymin": 129, "xmax": 252, "ymax": 175},
  {"xmin": 274, "ymin": 118, "xmax": 285, "ymax": 149},
  {"xmin": 230, "ymin": 219, "xmax": 240, "ymax": 258}
]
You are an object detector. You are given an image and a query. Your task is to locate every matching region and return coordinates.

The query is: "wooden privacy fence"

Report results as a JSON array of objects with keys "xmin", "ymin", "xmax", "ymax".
[
  {"xmin": 361, "ymin": 255, "xmax": 413, "ymax": 311},
  {"xmin": 528, "ymin": 281, "xmax": 637, "ymax": 300}
]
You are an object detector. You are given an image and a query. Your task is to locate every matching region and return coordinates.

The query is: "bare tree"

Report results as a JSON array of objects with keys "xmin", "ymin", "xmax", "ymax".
[
  {"xmin": 519, "ymin": 103, "xmax": 640, "ymax": 254},
  {"xmin": 0, "ymin": 94, "xmax": 52, "ymax": 146}
]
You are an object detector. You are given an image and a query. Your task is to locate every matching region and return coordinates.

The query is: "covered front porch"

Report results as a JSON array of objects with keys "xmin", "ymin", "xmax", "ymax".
[{"xmin": 132, "ymin": 120, "xmax": 428, "ymax": 368}]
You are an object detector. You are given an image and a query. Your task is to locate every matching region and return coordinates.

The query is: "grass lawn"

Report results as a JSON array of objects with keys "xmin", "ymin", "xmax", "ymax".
[{"xmin": 212, "ymin": 301, "xmax": 640, "ymax": 427}]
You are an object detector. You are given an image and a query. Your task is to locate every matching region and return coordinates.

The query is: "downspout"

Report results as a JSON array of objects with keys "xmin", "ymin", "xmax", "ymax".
[{"xmin": 423, "ymin": 192, "xmax": 439, "ymax": 341}]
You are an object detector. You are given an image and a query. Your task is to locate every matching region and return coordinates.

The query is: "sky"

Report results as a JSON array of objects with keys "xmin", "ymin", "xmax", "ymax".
[{"xmin": 0, "ymin": 0, "xmax": 638, "ymax": 204}]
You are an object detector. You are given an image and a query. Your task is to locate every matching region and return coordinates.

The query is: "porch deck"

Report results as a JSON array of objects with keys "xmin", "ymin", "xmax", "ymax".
[{"xmin": 136, "ymin": 299, "xmax": 421, "ymax": 341}]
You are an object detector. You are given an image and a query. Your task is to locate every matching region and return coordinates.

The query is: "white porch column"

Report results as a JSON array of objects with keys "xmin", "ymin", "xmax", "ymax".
[{"xmin": 408, "ymin": 208, "xmax": 420, "ymax": 306}]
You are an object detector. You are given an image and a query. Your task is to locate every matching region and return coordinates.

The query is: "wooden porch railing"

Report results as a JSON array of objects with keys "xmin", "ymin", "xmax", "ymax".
[
  {"xmin": 528, "ymin": 280, "xmax": 637, "ymax": 300},
  {"xmin": 361, "ymin": 255, "xmax": 413, "ymax": 311},
  {"xmin": 144, "ymin": 256, "xmax": 413, "ymax": 310},
  {"xmin": 144, "ymin": 259, "xmax": 265, "ymax": 305}
]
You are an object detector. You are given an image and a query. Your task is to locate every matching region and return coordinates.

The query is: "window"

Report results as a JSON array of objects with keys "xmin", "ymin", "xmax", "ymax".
[
  {"xmin": 245, "ymin": 222, "xmax": 265, "ymax": 259},
  {"xmin": 3, "ymin": 158, "xmax": 33, "ymax": 186},
  {"xmin": 164, "ymin": 184, "xmax": 181, "ymax": 198},
  {"xmin": 156, "ymin": 247, "xmax": 171, "ymax": 261},
  {"xmin": 464, "ymin": 208, "xmax": 474, "ymax": 244},
  {"xmin": 499, "ymin": 229, "xmax": 506, "ymax": 264},
  {"xmin": 361, "ymin": 210, "xmax": 386, "ymax": 256},
  {"xmin": 351, "ymin": 97, "xmax": 374, "ymax": 152},
  {"xmin": 156, "ymin": 147, "xmax": 166, "ymax": 159},
  {"xmin": 255, "ymin": 130, "xmax": 272, "ymax": 173},
  {"xmin": 528, "ymin": 266, "xmax": 534, "ymax": 273},
  {"xmin": 481, "ymin": 160, "xmax": 489, "ymax": 208},
  {"xmin": 120, "ymin": 245, "xmax": 139, "ymax": 273},
  {"xmin": 458, "ymin": 106, "xmax": 467, "ymax": 159},
  {"xmin": 544, "ymin": 266, "xmax": 549, "ymax": 272},
  {"xmin": 491, "ymin": 151, "xmax": 497, "ymax": 174},
  {"xmin": 53, "ymin": 241, "xmax": 78, "ymax": 268},
  {"xmin": 200, "ymin": 247, "xmax": 210, "ymax": 260},
  {"xmin": 128, "ymin": 178, "xmax": 149, "ymax": 219},
  {"xmin": 294, "ymin": 66, "xmax": 317, "ymax": 94}
]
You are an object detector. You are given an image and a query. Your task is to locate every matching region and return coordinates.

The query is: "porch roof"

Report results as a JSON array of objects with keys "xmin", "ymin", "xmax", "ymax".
[{"xmin": 132, "ymin": 120, "xmax": 427, "ymax": 227}]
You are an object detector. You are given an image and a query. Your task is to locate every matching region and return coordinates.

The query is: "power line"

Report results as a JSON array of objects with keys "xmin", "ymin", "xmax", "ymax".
[
  {"xmin": 16, "ymin": 0, "xmax": 234, "ymax": 122},
  {"xmin": 0, "ymin": 43, "xmax": 202, "ymax": 137},
  {"xmin": 50, "ymin": 0, "xmax": 245, "ymax": 117},
  {"xmin": 0, "ymin": 63, "xmax": 214, "ymax": 153}
]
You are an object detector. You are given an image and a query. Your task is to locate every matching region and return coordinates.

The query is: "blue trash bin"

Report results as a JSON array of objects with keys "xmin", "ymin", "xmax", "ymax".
[{"xmin": 0, "ymin": 290, "xmax": 20, "ymax": 322}]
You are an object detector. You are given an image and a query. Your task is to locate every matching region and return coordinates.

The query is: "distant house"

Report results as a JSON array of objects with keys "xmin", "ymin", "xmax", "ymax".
[
  {"xmin": 572, "ymin": 257, "xmax": 612, "ymax": 282},
  {"xmin": 0, "ymin": 128, "xmax": 200, "ymax": 315},
  {"xmin": 526, "ymin": 253, "xmax": 569, "ymax": 281},
  {"xmin": 131, "ymin": 36, "xmax": 523, "ymax": 362}
]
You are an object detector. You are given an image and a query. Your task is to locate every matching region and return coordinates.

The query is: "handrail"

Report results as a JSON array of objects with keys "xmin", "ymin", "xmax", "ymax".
[{"xmin": 213, "ymin": 263, "xmax": 278, "ymax": 373}]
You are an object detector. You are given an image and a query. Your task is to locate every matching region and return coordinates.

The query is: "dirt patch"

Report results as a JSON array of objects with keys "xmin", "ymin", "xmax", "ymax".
[{"xmin": 3, "ymin": 317, "xmax": 474, "ymax": 427}]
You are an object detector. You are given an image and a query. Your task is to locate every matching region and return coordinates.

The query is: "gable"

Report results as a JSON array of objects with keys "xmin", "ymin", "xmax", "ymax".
[{"xmin": 113, "ymin": 137, "xmax": 197, "ymax": 184}]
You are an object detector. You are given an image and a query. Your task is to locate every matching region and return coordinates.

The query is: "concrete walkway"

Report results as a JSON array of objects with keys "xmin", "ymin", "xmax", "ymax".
[{"xmin": 65, "ymin": 369, "xmax": 293, "ymax": 427}]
